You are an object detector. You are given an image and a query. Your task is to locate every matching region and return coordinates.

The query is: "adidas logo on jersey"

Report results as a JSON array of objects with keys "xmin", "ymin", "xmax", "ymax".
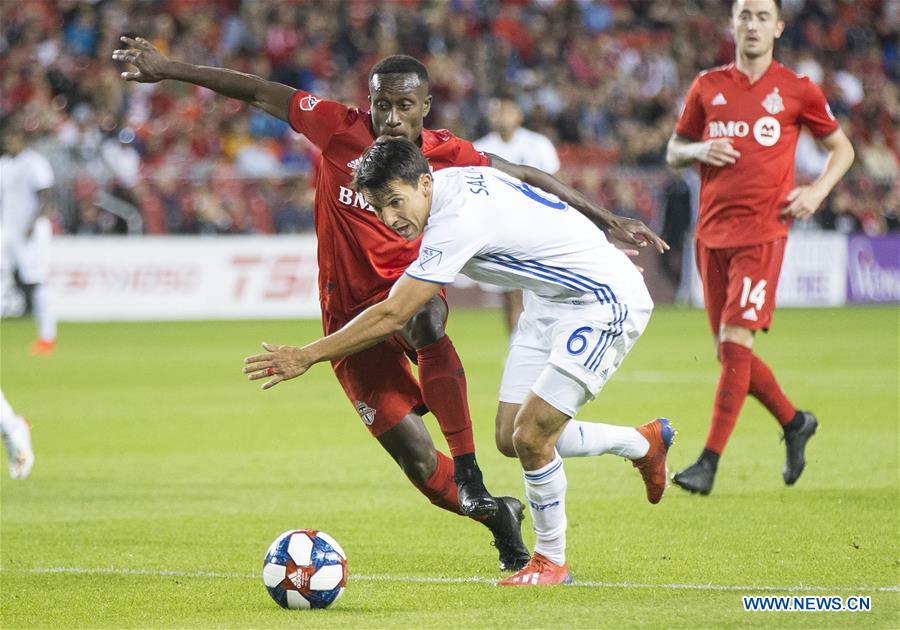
[
  {"xmin": 741, "ymin": 308, "xmax": 759, "ymax": 321},
  {"xmin": 712, "ymin": 92, "xmax": 727, "ymax": 106}
]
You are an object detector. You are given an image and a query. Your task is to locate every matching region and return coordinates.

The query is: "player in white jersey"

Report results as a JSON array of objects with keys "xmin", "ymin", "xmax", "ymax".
[
  {"xmin": 0, "ymin": 124, "xmax": 57, "ymax": 355},
  {"xmin": 243, "ymin": 138, "xmax": 676, "ymax": 585},
  {"xmin": 1, "ymin": 389, "xmax": 34, "ymax": 479},
  {"xmin": 474, "ymin": 96, "xmax": 561, "ymax": 334}
]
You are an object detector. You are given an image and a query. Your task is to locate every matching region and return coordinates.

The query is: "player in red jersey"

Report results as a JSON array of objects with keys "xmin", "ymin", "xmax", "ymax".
[
  {"xmin": 114, "ymin": 37, "xmax": 666, "ymax": 567},
  {"xmin": 666, "ymin": 0, "xmax": 854, "ymax": 495}
]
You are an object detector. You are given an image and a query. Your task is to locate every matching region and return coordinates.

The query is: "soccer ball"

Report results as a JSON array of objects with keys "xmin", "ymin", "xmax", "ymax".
[{"xmin": 262, "ymin": 529, "xmax": 348, "ymax": 609}]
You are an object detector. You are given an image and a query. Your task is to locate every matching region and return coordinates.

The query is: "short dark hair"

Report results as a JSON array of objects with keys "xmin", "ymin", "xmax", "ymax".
[
  {"xmin": 351, "ymin": 137, "xmax": 430, "ymax": 203},
  {"xmin": 368, "ymin": 55, "xmax": 429, "ymax": 84},
  {"xmin": 732, "ymin": 0, "xmax": 781, "ymax": 14}
]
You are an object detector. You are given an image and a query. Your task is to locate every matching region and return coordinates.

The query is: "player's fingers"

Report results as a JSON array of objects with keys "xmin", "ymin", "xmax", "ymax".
[
  {"xmin": 244, "ymin": 353, "xmax": 272, "ymax": 364},
  {"xmin": 246, "ymin": 370, "xmax": 270, "ymax": 381},
  {"xmin": 242, "ymin": 362, "xmax": 271, "ymax": 374},
  {"xmin": 135, "ymin": 37, "xmax": 154, "ymax": 50},
  {"xmin": 262, "ymin": 375, "xmax": 283, "ymax": 390},
  {"xmin": 119, "ymin": 36, "xmax": 140, "ymax": 48},
  {"xmin": 262, "ymin": 342, "xmax": 279, "ymax": 352},
  {"xmin": 121, "ymin": 72, "xmax": 143, "ymax": 81},
  {"xmin": 785, "ymin": 188, "xmax": 802, "ymax": 201}
]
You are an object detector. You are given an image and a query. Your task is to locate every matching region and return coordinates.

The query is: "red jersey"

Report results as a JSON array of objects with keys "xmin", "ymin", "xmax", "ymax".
[
  {"xmin": 287, "ymin": 90, "xmax": 489, "ymax": 318},
  {"xmin": 675, "ymin": 61, "xmax": 839, "ymax": 248}
]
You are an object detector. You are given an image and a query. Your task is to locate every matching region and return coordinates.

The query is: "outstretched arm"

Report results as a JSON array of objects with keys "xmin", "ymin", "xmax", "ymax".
[
  {"xmin": 112, "ymin": 36, "xmax": 294, "ymax": 122},
  {"xmin": 243, "ymin": 275, "xmax": 443, "ymax": 389},
  {"xmin": 488, "ymin": 154, "xmax": 669, "ymax": 253}
]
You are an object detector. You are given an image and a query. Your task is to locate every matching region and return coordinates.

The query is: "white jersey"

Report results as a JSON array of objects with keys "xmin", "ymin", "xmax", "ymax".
[
  {"xmin": 0, "ymin": 148, "xmax": 55, "ymax": 241},
  {"xmin": 407, "ymin": 166, "xmax": 652, "ymax": 309},
  {"xmin": 474, "ymin": 128, "xmax": 560, "ymax": 174}
]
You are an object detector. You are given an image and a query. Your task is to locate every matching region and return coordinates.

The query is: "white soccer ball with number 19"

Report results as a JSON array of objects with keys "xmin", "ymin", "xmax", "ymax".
[{"xmin": 262, "ymin": 529, "xmax": 348, "ymax": 609}]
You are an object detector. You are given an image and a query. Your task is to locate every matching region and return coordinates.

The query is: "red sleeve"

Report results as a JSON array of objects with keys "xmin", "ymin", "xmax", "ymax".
[
  {"xmin": 675, "ymin": 76, "xmax": 706, "ymax": 141},
  {"xmin": 287, "ymin": 90, "xmax": 352, "ymax": 150},
  {"xmin": 451, "ymin": 137, "xmax": 490, "ymax": 167},
  {"xmin": 798, "ymin": 78, "xmax": 840, "ymax": 139}
]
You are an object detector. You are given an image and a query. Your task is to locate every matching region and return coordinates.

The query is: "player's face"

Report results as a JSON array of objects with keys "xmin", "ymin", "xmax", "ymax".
[
  {"xmin": 369, "ymin": 73, "xmax": 432, "ymax": 144},
  {"xmin": 367, "ymin": 174, "xmax": 433, "ymax": 241},
  {"xmin": 731, "ymin": 0, "xmax": 784, "ymax": 59}
]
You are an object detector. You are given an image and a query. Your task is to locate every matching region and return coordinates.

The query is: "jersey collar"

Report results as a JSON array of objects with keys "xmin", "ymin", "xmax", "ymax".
[{"xmin": 729, "ymin": 59, "xmax": 781, "ymax": 87}]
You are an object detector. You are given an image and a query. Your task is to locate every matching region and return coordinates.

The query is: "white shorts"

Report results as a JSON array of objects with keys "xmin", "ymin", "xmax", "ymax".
[
  {"xmin": 498, "ymin": 293, "xmax": 652, "ymax": 417},
  {"xmin": 1, "ymin": 216, "xmax": 52, "ymax": 284}
]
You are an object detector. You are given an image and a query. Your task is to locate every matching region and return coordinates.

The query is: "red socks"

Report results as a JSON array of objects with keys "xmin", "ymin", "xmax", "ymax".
[
  {"xmin": 749, "ymin": 354, "xmax": 796, "ymax": 426},
  {"xmin": 704, "ymin": 342, "xmax": 753, "ymax": 454},
  {"xmin": 410, "ymin": 450, "xmax": 461, "ymax": 514},
  {"xmin": 416, "ymin": 336, "xmax": 476, "ymax": 457}
]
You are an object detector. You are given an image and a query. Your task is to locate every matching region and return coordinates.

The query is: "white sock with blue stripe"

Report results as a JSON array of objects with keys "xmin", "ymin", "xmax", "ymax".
[
  {"xmin": 556, "ymin": 420, "xmax": 649, "ymax": 460},
  {"xmin": 523, "ymin": 453, "xmax": 567, "ymax": 566}
]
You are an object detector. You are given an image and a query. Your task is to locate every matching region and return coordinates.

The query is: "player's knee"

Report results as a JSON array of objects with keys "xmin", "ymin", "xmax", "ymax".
[
  {"xmin": 511, "ymin": 422, "xmax": 542, "ymax": 461},
  {"xmin": 495, "ymin": 427, "xmax": 517, "ymax": 458},
  {"xmin": 402, "ymin": 307, "xmax": 445, "ymax": 348}
]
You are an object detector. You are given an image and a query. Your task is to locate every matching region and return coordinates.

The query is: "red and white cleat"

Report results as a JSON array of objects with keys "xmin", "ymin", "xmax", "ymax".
[
  {"xmin": 30, "ymin": 339, "xmax": 55, "ymax": 356},
  {"xmin": 632, "ymin": 418, "xmax": 676, "ymax": 504},
  {"xmin": 496, "ymin": 553, "xmax": 573, "ymax": 586}
]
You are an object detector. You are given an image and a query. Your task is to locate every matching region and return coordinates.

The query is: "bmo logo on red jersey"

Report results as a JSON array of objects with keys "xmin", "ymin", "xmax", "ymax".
[
  {"xmin": 337, "ymin": 185, "xmax": 374, "ymax": 212},
  {"xmin": 708, "ymin": 117, "xmax": 781, "ymax": 147}
]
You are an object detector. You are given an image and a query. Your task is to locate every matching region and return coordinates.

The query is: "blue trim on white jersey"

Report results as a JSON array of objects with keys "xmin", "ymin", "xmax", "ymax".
[
  {"xmin": 477, "ymin": 253, "xmax": 618, "ymax": 304},
  {"xmin": 583, "ymin": 304, "xmax": 629, "ymax": 372},
  {"xmin": 404, "ymin": 271, "xmax": 448, "ymax": 285}
]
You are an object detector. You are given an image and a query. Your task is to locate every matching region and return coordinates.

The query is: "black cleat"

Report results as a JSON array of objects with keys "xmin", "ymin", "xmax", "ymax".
[
  {"xmin": 458, "ymin": 479, "xmax": 499, "ymax": 518},
  {"xmin": 782, "ymin": 410, "xmax": 818, "ymax": 485},
  {"xmin": 672, "ymin": 459, "xmax": 716, "ymax": 495},
  {"xmin": 487, "ymin": 496, "xmax": 530, "ymax": 572}
]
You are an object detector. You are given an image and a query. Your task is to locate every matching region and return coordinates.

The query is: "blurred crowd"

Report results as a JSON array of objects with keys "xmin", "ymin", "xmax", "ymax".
[{"xmin": 1, "ymin": 0, "xmax": 897, "ymax": 236}]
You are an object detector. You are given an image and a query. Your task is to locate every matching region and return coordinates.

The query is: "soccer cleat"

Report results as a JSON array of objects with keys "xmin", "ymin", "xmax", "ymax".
[
  {"xmin": 2, "ymin": 417, "xmax": 34, "ymax": 480},
  {"xmin": 497, "ymin": 552, "xmax": 573, "ymax": 586},
  {"xmin": 29, "ymin": 339, "xmax": 55, "ymax": 356},
  {"xmin": 672, "ymin": 458, "xmax": 716, "ymax": 495},
  {"xmin": 632, "ymin": 418, "xmax": 676, "ymax": 504},
  {"xmin": 488, "ymin": 496, "xmax": 531, "ymax": 572},
  {"xmin": 782, "ymin": 410, "xmax": 818, "ymax": 485},
  {"xmin": 457, "ymin": 478, "xmax": 499, "ymax": 518}
]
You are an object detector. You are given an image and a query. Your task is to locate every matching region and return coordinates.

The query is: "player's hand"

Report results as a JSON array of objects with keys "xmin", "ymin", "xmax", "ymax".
[
  {"xmin": 243, "ymin": 342, "xmax": 313, "ymax": 390},
  {"xmin": 781, "ymin": 185, "xmax": 825, "ymax": 220},
  {"xmin": 697, "ymin": 138, "xmax": 741, "ymax": 167},
  {"xmin": 608, "ymin": 217, "xmax": 670, "ymax": 254},
  {"xmin": 112, "ymin": 36, "xmax": 170, "ymax": 83}
]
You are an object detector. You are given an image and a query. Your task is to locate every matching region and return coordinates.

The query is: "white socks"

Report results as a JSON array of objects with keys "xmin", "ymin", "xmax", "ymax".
[
  {"xmin": 523, "ymin": 454, "xmax": 567, "ymax": 566},
  {"xmin": 555, "ymin": 419, "xmax": 649, "ymax": 460},
  {"xmin": 0, "ymin": 389, "xmax": 22, "ymax": 437},
  {"xmin": 32, "ymin": 284, "xmax": 56, "ymax": 341}
]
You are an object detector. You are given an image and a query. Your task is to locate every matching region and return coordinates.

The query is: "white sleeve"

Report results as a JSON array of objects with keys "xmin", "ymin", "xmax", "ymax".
[
  {"xmin": 29, "ymin": 152, "xmax": 55, "ymax": 191},
  {"xmin": 405, "ymin": 216, "xmax": 486, "ymax": 285}
]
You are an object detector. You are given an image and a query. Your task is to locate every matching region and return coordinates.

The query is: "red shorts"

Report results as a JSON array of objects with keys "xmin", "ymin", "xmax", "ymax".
[
  {"xmin": 325, "ymin": 291, "xmax": 448, "ymax": 437},
  {"xmin": 696, "ymin": 238, "xmax": 786, "ymax": 334}
]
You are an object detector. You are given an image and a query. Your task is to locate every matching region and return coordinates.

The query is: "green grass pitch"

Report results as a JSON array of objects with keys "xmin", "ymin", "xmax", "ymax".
[{"xmin": 1, "ymin": 306, "xmax": 898, "ymax": 628}]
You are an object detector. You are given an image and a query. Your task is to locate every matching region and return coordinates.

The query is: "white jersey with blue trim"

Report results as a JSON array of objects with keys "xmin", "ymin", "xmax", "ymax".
[{"xmin": 406, "ymin": 166, "xmax": 652, "ymax": 307}]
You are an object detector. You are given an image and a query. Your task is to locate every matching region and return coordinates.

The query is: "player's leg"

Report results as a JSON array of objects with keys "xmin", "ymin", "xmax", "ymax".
[
  {"xmin": 397, "ymin": 294, "xmax": 495, "ymax": 517},
  {"xmin": 0, "ymin": 389, "xmax": 34, "ymax": 479},
  {"xmin": 21, "ymin": 218, "xmax": 56, "ymax": 355},
  {"xmin": 332, "ymin": 341, "xmax": 528, "ymax": 570},
  {"xmin": 376, "ymin": 411, "xmax": 529, "ymax": 571}
]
